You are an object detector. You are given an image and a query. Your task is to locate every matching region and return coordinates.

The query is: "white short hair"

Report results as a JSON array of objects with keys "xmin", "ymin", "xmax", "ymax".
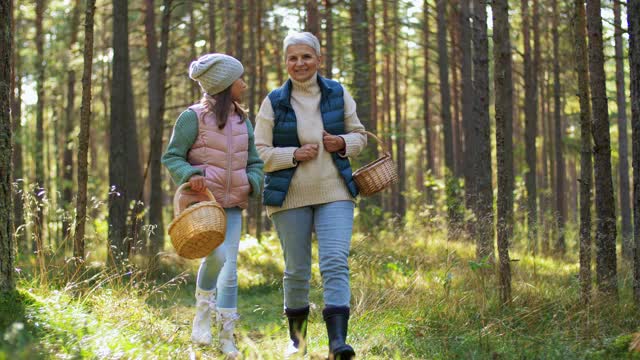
[{"xmin": 283, "ymin": 32, "xmax": 321, "ymax": 58}]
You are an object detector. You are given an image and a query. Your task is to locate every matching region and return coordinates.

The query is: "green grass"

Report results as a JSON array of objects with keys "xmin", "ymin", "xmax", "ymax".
[{"xmin": 2, "ymin": 222, "xmax": 640, "ymax": 359}]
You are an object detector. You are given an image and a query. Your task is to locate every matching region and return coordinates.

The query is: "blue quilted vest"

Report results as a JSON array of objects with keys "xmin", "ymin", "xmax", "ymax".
[{"xmin": 262, "ymin": 75, "xmax": 359, "ymax": 206}]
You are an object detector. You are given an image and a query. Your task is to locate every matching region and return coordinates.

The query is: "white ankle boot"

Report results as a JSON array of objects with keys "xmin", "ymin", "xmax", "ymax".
[
  {"xmin": 191, "ymin": 288, "xmax": 216, "ymax": 345},
  {"xmin": 217, "ymin": 308, "xmax": 240, "ymax": 358}
]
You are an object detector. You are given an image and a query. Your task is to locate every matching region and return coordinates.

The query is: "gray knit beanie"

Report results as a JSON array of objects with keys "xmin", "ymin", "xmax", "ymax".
[{"xmin": 189, "ymin": 53, "xmax": 244, "ymax": 95}]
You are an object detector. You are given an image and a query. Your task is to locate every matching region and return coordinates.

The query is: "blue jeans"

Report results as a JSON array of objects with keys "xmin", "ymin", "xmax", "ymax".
[
  {"xmin": 196, "ymin": 207, "xmax": 242, "ymax": 309},
  {"xmin": 272, "ymin": 201, "xmax": 355, "ymax": 309}
]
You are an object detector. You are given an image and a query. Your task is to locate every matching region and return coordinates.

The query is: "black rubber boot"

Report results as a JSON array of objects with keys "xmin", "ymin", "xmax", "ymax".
[
  {"xmin": 323, "ymin": 306, "xmax": 355, "ymax": 360},
  {"xmin": 285, "ymin": 306, "xmax": 309, "ymax": 355}
]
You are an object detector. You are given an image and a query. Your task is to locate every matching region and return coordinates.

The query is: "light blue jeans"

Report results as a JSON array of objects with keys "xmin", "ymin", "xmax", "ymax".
[
  {"xmin": 196, "ymin": 207, "xmax": 242, "ymax": 309},
  {"xmin": 272, "ymin": 200, "xmax": 355, "ymax": 309}
]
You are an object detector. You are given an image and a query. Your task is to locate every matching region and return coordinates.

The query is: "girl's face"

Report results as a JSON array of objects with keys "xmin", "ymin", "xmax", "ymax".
[
  {"xmin": 230, "ymin": 78, "xmax": 247, "ymax": 101},
  {"xmin": 285, "ymin": 44, "xmax": 321, "ymax": 82}
]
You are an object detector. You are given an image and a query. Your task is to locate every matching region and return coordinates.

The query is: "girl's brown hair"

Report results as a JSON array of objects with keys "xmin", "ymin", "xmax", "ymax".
[{"xmin": 200, "ymin": 85, "xmax": 246, "ymax": 129}]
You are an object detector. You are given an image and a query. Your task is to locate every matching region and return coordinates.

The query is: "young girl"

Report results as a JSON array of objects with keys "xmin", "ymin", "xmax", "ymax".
[{"xmin": 162, "ymin": 53, "xmax": 263, "ymax": 358}]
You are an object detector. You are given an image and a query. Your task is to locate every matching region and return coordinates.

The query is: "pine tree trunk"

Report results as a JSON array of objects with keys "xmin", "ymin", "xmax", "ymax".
[
  {"xmin": 450, "ymin": 3, "xmax": 464, "ymax": 178},
  {"xmin": 614, "ymin": 0, "xmax": 632, "ymax": 260},
  {"xmin": 522, "ymin": 0, "xmax": 538, "ymax": 254},
  {"xmin": 573, "ymin": 0, "xmax": 592, "ymax": 303},
  {"xmin": 110, "ymin": 0, "xmax": 138, "ymax": 266},
  {"xmin": 587, "ymin": 0, "xmax": 618, "ymax": 297},
  {"xmin": 61, "ymin": 0, "xmax": 81, "ymax": 239},
  {"xmin": 235, "ymin": 0, "xmax": 244, "ymax": 61},
  {"xmin": 383, "ymin": 0, "xmax": 393, "ymax": 213},
  {"xmin": 145, "ymin": 0, "xmax": 172, "ymax": 257},
  {"xmin": 627, "ymin": 0, "xmax": 640, "ymax": 304},
  {"xmin": 10, "ymin": 0, "xmax": 24, "ymax": 253},
  {"xmin": 349, "ymin": 0, "xmax": 372, "ymax": 145},
  {"xmin": 34, "ymin": 0, "xmax": 46, "ymax": 273},
  {"xmin": 472, "ymin": 0, "xmax": 494, "ymax": 262},
  {"xmin": 74, "ymin": 0, "xmax": 96, "ymax": 262},
  {"xmin": 1, "ymin": 0, "xmax": 14, "ymax": 293},
  {"xmin": 533, "ymin": 0, "xmax": 542, "ymax": 255},
  {"xmin": 255, "ymin": 0, "xmax": 264, "ymax": 240},
  {"xmin": 437, "ymin": 0, "xmax": 461, "ymax": 236},
  {"xmin": 324, "ymin": 0, "xmax": 333, "ymax": 78},
  {"xmin": 208, "ymin": 0, "xmax": 216, "ymax": 52},
  {"xmin": 188, "ymin": 0, "xmax": 197, "ymax": 100},
  {"xmin": 305, "ymin": 0, "xmax": 319, "ymax": 36},
  {"xmin": 552, "ymin": 0, "xmax": 566, "ymax": 254},
  {"xmin": 393, "ymin": 0, "xmax": 405, "ymax": 217},
  {"xmin": 461, "ymin": 0, "xmax": 474, "ymax": 221},
  {"xmin": 423, "ymin": 0, "xmax": 435, "ymax": 203},
  {"xmin": 369, "ymin": 0, "xmax": 377, "ymax": 136},
  {"xmin": 493, "ymin": 0, "xmax": 514, "ymax": 304},
  {"xmin": 224, "ymin": 0, "xmax": 233, "ymax": 54}
]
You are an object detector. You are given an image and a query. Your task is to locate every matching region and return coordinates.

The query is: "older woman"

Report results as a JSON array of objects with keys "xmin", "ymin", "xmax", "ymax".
[{"xmin": 254, "ymin": 32, "xmax": 366, "ymax": 359}]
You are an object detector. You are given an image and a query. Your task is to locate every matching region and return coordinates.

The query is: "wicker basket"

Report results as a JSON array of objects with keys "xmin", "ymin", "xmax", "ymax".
[
  {"xmin": 168, "ymin": 183, "xmax": 226, "ymax": 259},
  {"xmin": 352, "ymin": 131, "xmax": 398, "ymax": 196}
]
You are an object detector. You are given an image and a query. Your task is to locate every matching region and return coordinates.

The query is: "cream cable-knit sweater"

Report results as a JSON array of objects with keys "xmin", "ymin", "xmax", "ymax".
[{"xmin": 254, "ymin": 73, "xmax": 367, "ymax": 216}]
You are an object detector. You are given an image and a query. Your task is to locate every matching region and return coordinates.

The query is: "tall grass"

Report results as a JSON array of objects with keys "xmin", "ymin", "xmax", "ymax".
[{"xmin": 3, "ymin": 201, "xmax": 640, "ymax": 358}]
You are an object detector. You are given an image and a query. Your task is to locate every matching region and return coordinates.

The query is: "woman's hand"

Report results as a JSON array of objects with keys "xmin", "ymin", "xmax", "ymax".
[
  {"xmin": 188, "ymin": 175, "xmax": 206, "ymax": 192},
  {"xmin": 322, "ymin": 131, "xmax": 346, "ymax": 153},
  {"xmin": 294, "ymin": 144, "xmax": 319, "ymax": 161}
]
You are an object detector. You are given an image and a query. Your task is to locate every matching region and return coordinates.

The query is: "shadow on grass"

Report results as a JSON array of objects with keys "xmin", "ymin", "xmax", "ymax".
[{"xmin": 0, "ymin": 290, "xmax": 45, "ymax": 359}]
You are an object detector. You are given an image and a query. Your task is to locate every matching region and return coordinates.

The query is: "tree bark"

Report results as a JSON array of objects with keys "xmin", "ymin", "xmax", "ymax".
[
  {"xmin": 423, "ymin": 0, "xmax": 435, "ymax": 203},
  {"xmin": 208, "ymin": 0, "xmax": 216, "ymax": 52},
  {"xmin": 110, "ymin": 0, "xmax": 139, "ymax": 266},
  {"xmin": 305, "ymin": 0, "xmax": 319, "ymax": 36},
  {"xmin": 61, "ymin": 0, "xmax": 81, "ymax": 239},
  {"xmin": 627, "ymin": 0, "xmax": 640, "ymax": 304},
  {"xmin": 1, "ymin": 0, "xmax": 14, "ymax": 293},
  {"xmin": 472, "ymin": 0, "xmax": 494, "ymax": 262},
  {"xmin": 74, "ymin": 0, "xmax": 96, "ymax": 262},
  {"xmin": 437, "ymin": 0, "xmax": 461, "ymax": 236},
  {"xmin": 10, "ymin": 0, "xmax": 24, "ymax": 252},
  {"xmin": 614, "ymin": 0, "xmax": 632, "ymax": 260},
  {"xmin": 382, "ymin": 0, "xmax": 393, "ymax": 213},
  {"xmin": 144, "ymin": 0, "xmax": 172, "ymax": 256},
  {"xmin": 393, "ymin": 0, "xmax": 405, "ymax": 217},
  {"xmin": 187, "ymin": 0, "xmax": 197, "ymax": 100},
  {"xmin": 493, "ymin": 0, "xmax": 514, "ymax": 304},
  {"xmin": 235, "ymin": 0, "xmax": 244, "ymax": 61},
  {"xmin": 573, "ymin": 0, "xmax": 592, "ymax": 303},
  {"xmin": 522, "ymin": 0, "xmax": 538, "ymax": 255},
  {"xmin": 533, "ymin": 0, "xmax": 543, "ymax": 254},
  {"xmin": 461, "ymin": 0, "xmax": 474, "ymax": 222},
  {"xmin": 587, "ymin": 0, "xmax": 618, "ymax": 297},
  {"xmin": 552, "ymin": 0, "xmax": 566, "ymax": 255},
  {"xmin": 324, "ymin": 0, "xmax": 333, "ymax": 78},
  {"xmin": 34, "ymin": 0, "xmax": 46, "ymax": 273},
  {"xmin": 224, "ymin": 0, "xmax": 233, "ymax": 54}
]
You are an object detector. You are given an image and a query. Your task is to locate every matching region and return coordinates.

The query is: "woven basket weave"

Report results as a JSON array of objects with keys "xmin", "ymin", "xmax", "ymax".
[
  {"xmin": 168, "ymin": 183, "xmax": 226, "ymax": 259},
  {"xmin": 352, "ymin": 131, "xmax": 398, "ymax": 196}
]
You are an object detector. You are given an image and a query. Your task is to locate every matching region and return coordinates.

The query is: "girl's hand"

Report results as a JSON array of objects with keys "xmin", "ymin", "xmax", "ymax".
[
  {"xmin": 294, "ymin": 144, "xmax": 319, "ymax": 161},
  {"xmin": 188, "ymin": 175, "xmax": 206, "ymax": 192},
  {"xmin": 322, "ymin": 130, "xmax": 346, "ymax": 153}
]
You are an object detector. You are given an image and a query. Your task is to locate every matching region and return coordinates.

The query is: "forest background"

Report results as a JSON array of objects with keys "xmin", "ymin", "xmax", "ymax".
[{"xmin": 2, "ymin": 0, "xmax": 640, "ymax": 358}]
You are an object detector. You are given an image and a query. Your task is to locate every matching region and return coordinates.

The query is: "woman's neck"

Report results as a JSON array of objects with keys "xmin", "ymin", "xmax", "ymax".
[{"xmin": 291, "ymin": 73, "xmax": 320, "ymax": 95}]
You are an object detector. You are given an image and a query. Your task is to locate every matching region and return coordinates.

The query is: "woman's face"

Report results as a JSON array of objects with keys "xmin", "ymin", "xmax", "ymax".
[
  {"xmin": 285, "ymin": 44, "xmax": 320, "ymax": 82},
  {"xmin": 230, "ymin": 78, "xmax": 247, "ymax": 101}
]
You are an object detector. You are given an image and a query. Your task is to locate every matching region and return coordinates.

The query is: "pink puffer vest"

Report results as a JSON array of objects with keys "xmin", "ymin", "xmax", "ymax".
[{"xmin": 187, "ymin": 103, "xmax": 251, "ymax": 209}]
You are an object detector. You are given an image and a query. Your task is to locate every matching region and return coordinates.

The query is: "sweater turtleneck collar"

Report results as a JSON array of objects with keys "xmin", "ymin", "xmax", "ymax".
[{"xmin": 291, "ymin": 73, "xmax": 320, "ymax": 95}]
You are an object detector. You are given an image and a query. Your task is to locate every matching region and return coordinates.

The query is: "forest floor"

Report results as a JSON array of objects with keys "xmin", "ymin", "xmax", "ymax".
[{"xmin": 2, "ymin": 220, "xmax": 640, "ymax": 359}]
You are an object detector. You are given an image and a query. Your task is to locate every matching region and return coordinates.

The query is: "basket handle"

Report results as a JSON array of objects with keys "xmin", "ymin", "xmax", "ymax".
[
  {"xmin": 173, "ymin": 182, "xmax": 217, "ymax": 216},
  {"xmin": 353, "ymin": 130, "xmax": 392, "ymax": 156}
]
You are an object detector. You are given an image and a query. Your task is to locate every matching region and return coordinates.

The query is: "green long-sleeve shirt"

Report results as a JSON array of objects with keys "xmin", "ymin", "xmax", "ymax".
[{"xmin": 161, "ymin": 109, "xmax": 264, "ymax": 198}]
